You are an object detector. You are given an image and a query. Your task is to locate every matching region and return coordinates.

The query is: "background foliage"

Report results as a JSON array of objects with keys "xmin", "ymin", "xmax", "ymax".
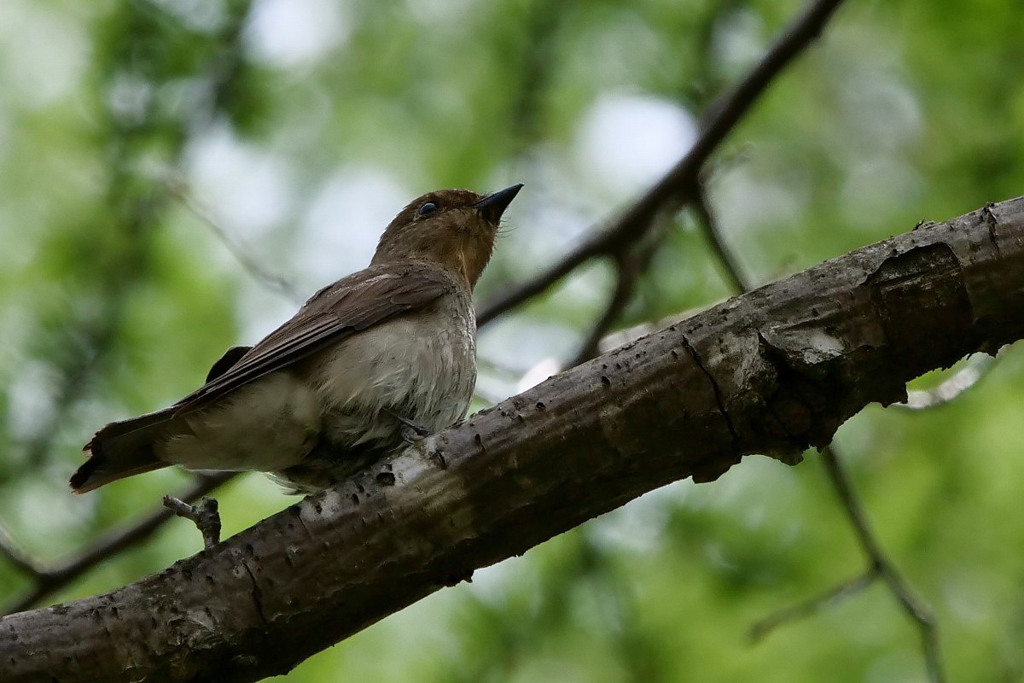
[{"xmin": 1, "ymin": 0, "xmax": 1022, "ymax": 680}]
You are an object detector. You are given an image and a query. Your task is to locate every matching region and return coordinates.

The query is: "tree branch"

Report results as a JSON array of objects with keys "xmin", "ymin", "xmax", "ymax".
[
  {"xmin": 567, "ymin": 239, "xmax": 659, "ymax": 367},
  {"xmin": 695, "ymin": 185, "xmax": 946, "ymax": 680},
  {"xmin": 820, "ymin": 444, "xmax": 945, "ymax": 681},
  {"xmin": 748, "ymin": 569, "xmax": 876, "ymax": 643},
  {"xmin": 477, "ymin": 0, "xmax": 847, "ymax": 326},
  {"xmin": 2, "ymin": 197, "xmax": 1023, "ymax": 681},
  {"xmin": 0, "ymin": 524, "xmax": 44, "ymax": 578},
  {"xmin": 166, "ymin": 180, "xmax": 305, "ymax": 305},
  {"xmin": 694, "ymin": 182, "xmax": 754, "ymax": 293},
  {"xmin": 162, "ymin": 496, "xmax": 223, "ymax": 551},
  {"xmin": 1, "ymin": 473, "xmax": 234, "ymax": 616}
]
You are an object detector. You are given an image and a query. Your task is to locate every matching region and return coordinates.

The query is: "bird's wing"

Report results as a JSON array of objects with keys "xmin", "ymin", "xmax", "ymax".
[
  {"xmin": 205, "ymin": 345, "xmax": 252, "ymax": 383},
  {"xmin": 173, "ymin": 265, "xmax": 451, "ymax": 413},
  {"xmin": 75, "ymin": 263, "xmax": 452, "ymax": 484}
]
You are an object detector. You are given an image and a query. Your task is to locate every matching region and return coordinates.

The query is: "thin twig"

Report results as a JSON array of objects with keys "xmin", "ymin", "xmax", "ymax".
[
  {"xmin": 2, "ymin": 473, "xmax": 234, "ymax": 615},
  {"xmin": 167, "ymin": 181, "xmax": 305, "ymax": 304},
  {"xmin": 163, "ymin": 495, "xmax": 222, "ymax": 550},
  {"xmin": 693, "ymin": 183, "xmax": 753, "ymax": 293},
  {"xmin": 820, "ymin": 445, "xmax": 944, "ymax": 682},
  {"xmin": 568, "ymin": 257, "xmax": 639, "ymax": 367},
  {"xmin": 567, "ymin": 236, "xmax": 661, "ymax": 367},
  {"xmin": 477, "ymin": 0, "xmax": 847, "ymax": 327},
  {"xmin": 507, "ymin": 0, "xmax": 567, "ymax": 155},
  {"xmin": 0, "ymin": 523, "xmax": 45, "ymax": 578},
  {"xmin": 748, "ymin": 569, "xmax": 877, "ymax": 643}
]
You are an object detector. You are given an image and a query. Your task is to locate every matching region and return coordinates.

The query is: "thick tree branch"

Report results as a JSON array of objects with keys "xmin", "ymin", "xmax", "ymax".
[{"xmin": 3, "ymin": 197, "xmax": 1024, "ymax": 682}]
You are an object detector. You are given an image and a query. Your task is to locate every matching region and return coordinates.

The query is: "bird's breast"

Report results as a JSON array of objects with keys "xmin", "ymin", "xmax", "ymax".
[{"xmin": 303, "ymin": 300, "xmax": 477, "ymax": 446}]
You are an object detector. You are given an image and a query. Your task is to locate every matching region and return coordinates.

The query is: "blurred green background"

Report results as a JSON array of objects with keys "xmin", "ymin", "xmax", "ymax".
[{"xmin": 1, "ymin": 0, "xmax": 1023, "ymax": 680}]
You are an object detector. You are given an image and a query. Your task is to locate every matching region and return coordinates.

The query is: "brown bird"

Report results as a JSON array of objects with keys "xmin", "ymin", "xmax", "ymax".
[{"xmin": 71, "ymin": 184, "xmax": 522, "ymax": 494}]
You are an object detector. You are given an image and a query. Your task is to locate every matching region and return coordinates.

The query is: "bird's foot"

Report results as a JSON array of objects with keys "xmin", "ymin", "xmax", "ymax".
[
  {"xmin": 383, "ymin": 409, "xmax": 432, "ymax": 444},
  {"xmin": 399, "ymin": 420, "xmax": 432, "ymax": 444},
  {"xmin": 163, "ymin": 495, "xmax": 221, "ymax": 550}
]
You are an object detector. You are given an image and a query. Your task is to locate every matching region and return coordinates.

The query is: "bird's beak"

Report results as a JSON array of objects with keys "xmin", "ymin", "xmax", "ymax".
[{"xmin": 474, "ymin": 184, "xmax": 523, "ymax": 224}]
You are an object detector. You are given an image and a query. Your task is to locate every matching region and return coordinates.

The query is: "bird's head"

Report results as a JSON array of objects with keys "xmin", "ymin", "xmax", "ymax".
[{"xmin": 371, "ymin": 184, "xmax": 522, "ymax": 289}]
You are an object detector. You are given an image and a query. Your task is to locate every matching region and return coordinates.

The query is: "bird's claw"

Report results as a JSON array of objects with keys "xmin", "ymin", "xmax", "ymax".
[
  {"xmin": 383, "ymin": 409, "xmax": 432, "ymax": 444},
  {"xmin": 400, "ymin": 421, "xmax": 432, "ymax": 444}
]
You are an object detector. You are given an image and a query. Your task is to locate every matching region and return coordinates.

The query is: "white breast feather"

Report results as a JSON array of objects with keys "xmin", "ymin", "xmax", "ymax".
[{"xmin": 312, "ymin": 310, "xmax": 476, "ymax": 446}]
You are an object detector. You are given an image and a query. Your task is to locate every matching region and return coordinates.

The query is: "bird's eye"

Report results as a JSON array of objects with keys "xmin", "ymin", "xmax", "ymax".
[{"xmin": 418, "ymin": 202, "xmax": 438, "ymax": 217}]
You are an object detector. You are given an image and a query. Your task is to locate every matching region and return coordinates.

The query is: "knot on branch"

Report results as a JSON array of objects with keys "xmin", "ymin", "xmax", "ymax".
[{"xmin": 753, "ymin": 329, "xmax": 858, "ymax": 456}]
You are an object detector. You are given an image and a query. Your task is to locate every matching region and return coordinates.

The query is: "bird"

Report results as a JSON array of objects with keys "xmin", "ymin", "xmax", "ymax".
[{"xmin": 71, "ymin": 184, "xmax": 522, "ymax": 495}]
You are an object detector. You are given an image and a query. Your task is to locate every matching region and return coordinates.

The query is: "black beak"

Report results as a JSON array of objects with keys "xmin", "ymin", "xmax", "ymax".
[{"xmin": 474, "ymin": 184, "xmax": 523, "ymax": 224}]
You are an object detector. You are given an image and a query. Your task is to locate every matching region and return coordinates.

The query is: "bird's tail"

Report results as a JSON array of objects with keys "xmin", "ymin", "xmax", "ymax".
[{"xmin": 70, "ymin": 408, "xmax": 180, "ymax": 493}]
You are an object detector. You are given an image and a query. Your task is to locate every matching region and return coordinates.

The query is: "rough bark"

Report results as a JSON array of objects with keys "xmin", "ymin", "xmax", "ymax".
[{"xmin": 3, "ymin": 197, "xmax": 1024, "ymax": 682}]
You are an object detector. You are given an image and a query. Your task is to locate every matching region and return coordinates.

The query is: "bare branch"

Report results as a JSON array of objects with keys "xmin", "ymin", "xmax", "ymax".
[
  {"xmin": 567, "ymin": 238, "xmax": 660, "ymax": 367},
  {"xmin": 163, "ymin": 496, "xmax": 222, "ymax": 550},
  {"xmin": 2, "ymin": 473, "xmax": 234, "ymax": 616},
  {"xmin": 167, "ymin": 181, "xmax": 305, "ymax": 304},
  {"xmin": 477, "ymin": 0, "xmax": 847, "ymax": 326},
  {"xmin": 748, "ymin": 570, "xmax": 876, "ymax": 643},
  {"xmin": 0, "ymin": 523, "xmax": 45, "ymax": 578},
  {"xmin": 693, "ymin": 182, "xmax": 753, "ymax": 293},
  {"xmin": 820, "ymin": 445, "xmax": 945, "ymax": 682}
]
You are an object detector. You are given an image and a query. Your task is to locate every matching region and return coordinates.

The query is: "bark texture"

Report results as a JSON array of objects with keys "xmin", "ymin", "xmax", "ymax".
[{"xmin": 3, "ymin": 197, "xmax": 1024, "ymax": 682}]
